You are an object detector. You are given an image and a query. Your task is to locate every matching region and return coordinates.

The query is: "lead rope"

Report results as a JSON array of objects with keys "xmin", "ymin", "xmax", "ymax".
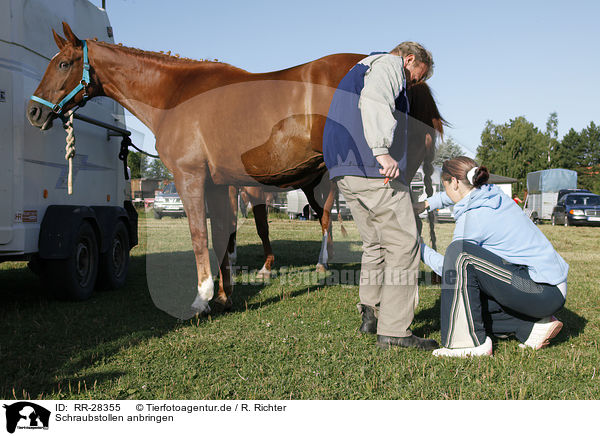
[{"xmin": 64, "ymin": 111, "xmax": 76, "ymax": 195}]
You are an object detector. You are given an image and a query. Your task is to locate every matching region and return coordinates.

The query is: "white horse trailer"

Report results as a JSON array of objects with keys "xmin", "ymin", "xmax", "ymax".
[
  {"xmin": 524, "ymin": 169, "xmax": 577, "ymax": 222},
  {"xmin": 0, "ymin": 0, "xmax": 138, "ymax": 300}
]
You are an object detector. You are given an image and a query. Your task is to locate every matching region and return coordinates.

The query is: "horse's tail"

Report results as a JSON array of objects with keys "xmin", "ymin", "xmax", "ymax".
[
  {"xmin": 335, "ymin": 188, "xmax": 348, "ymax": 237},
  {"xmin": 423, "ymin": 137, "xmax": 437, "ymax": 252}
]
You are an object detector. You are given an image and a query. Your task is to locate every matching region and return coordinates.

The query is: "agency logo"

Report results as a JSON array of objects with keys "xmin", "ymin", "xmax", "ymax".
[{"xmin": 2, "ymin": 402, "xmax": 50, "ymax": 434}]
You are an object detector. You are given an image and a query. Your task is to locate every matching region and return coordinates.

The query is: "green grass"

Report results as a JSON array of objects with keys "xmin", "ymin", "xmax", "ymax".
[{"xmin": 1, "ymin": 216, "xmax": 599, "ymax": 400}]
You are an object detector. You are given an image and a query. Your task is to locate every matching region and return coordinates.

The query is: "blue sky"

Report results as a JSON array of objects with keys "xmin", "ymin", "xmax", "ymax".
[{"xmin": 87, "ymin": 0, "xmax": 600, "ymax": 158}]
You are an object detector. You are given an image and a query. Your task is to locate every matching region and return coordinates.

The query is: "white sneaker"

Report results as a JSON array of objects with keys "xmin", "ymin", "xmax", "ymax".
[
  {"xmin": 432, "ymin": 336, "xmax": 493, "ymax": 357},
  {"xmin": 519, "ymin": 316, "xmax": 563, "ymax": 350}
]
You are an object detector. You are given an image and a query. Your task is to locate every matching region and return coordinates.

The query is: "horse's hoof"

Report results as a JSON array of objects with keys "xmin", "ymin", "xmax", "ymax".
[
  {"xmin": 191, "ymin": 295, "xmax": 211, "ymax": 316},
  {"xmin": 316, "ymin": 263, "xmax": 328, "ymax": 273},
  {"xmin": 255, "ymin": 267, "xmax": 271, "ymax": 280},
  {"xmin": 212, "ymin": 294, "xmax": 233, "ymax": 312}
]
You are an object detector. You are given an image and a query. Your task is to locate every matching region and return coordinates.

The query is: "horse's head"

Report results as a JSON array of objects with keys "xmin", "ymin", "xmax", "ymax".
[
  {"xmin": 407, "ymin": 81, "xmax": 448, "ymax": 157},
  {"xmin": 27, "ymin": 22, "xmax": 96, "ymax": 130}
]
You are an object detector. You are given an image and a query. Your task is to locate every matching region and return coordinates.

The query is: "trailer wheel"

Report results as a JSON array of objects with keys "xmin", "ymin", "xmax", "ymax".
[
  {"xmin": 302, "ymin": 205, "xmax": 311, "ymax": 220},
  {"xmin": 44, "ymin": 220, "xmax": 99, "ymax": 301},
  {"xmin": 153, "ymin": 210, "xmax": 162, "ymax": 219},
  {"xmin": 97, "ymin": 220, "xmax": 130, "ymax": 291},
  {"xmin": 530, "ymin": 212, "xmax": 538, "ymax": 224}
]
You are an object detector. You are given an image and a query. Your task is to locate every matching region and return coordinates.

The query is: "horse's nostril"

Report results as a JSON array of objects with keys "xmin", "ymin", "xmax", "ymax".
[{"xmin": 29, "ymin": 106, "xmax": 40, "ymax": 120}]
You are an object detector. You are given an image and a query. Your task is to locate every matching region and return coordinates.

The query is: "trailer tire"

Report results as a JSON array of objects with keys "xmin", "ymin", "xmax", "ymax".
[
  {"xmin": 97, "ymin": 220, "xmax": 130, "ymax": 291},
  {"xmin": 530, "ymin": 212, "xmax": 538, "ymax": 225},
  {"xmin": 153, "ymin": 210, "xmax": 162, "ymax": 219},
  {"xmin": 44, "ymin": 220, "xmax": 99, "ymax": 301}
]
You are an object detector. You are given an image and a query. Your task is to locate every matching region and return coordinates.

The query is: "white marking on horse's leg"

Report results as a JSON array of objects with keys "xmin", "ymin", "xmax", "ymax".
[
  {"xmin": 256, "ymin": 263, "xmax": 271, "ymax": 280},
  {"xmin": 229, "ymin": 241, "xmax": 237, "ymax": 266},
  {"xmin": 317, "ymin": 230, "xmax": 329, "ymax": 269},
  {"xmin": 191, "ymin": 277, "xmax": 214, "ymax": 314},
  {"xmin": 228, "ymin": 249, "xmax": 236, "ymax": 277}
]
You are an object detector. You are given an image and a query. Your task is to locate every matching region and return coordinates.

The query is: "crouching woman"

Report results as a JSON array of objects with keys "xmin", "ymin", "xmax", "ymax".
[{"xmin": 418, "ymin": 157, "xmax": 567, "ymax": 357}]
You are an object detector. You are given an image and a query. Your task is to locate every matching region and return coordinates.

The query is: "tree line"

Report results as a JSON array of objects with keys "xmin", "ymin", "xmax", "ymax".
[
  {"xmin": 127, "ymin": 152, "xmax": 172, "ymax": 180},
  {"xmin": 476, "ymin": 113, "xmax": 600, "ymax": 195}
]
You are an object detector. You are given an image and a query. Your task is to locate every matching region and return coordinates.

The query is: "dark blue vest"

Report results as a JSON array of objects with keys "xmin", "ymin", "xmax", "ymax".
[{"xmin": 323, "ymin": 54, "xmax": 409, "ymax": 184}]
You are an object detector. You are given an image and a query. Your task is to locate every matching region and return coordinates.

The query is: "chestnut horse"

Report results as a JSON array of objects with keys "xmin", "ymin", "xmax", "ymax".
[{"xmin": 28, "ymin": 23, "xmax": 443, "ymax": 316}]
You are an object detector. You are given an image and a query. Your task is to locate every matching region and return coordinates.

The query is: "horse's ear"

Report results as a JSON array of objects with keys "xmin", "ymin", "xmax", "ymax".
[
  {"xmin": 53, "ymin": 29, "xmax": 66, "ymax": 50},
  {"xmin": 62, "ymin": 22, "xmax": 82, "ymax": 47}
]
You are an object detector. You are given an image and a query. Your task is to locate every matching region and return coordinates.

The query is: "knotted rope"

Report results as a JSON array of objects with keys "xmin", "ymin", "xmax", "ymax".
[{"xmin": 64, "ymin": 111, "xmax": 76, "ymax": 195}]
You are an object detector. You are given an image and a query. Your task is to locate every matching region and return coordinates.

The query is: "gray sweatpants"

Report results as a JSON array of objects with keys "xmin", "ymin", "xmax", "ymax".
[{"xmin": 336, "ymin": 176, "xmax": 420, "ymax": 337}]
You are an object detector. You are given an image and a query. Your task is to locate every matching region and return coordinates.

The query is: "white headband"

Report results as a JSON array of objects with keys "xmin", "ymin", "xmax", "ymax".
[{"xmin": 466, "ymin": 167, "xmax": 479, "ymax": 185}]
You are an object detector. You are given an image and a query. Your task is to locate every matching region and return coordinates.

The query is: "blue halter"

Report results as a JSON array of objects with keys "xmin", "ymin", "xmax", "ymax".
[{"xmin": 31, "ymin": 40, "xmax": 90, "ymax": 121}]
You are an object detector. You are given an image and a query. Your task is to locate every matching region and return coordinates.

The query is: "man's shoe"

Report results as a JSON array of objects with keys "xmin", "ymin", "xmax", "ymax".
[
  {"xmin": 376, "ymin": 334, "xmax": 439, "ymax": 351},
  {"xmin": 432, "ymin": 336, "xmax": 493, "ymax": 357},
  {"xmin": 358, "ymin": 304, "xmax": 377, "ymax": 334},
  {"xmin": 518, "ymin": 316, "xmax": 563, "ymax": 350}
]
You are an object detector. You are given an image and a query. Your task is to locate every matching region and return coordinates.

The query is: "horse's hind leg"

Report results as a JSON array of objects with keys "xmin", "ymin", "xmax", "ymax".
[
  {"xmin": 206, "ymin": 183, "xmax": 234, "ymax": 310},
  {"xmin": 174, "ymin": 171, "xmax": 213, "ymax": 315},
  {"xmin": 227, "ymin": 186, "xmax": 238, "ymax": 267},
  {"xmin": 245, "ymin": 187, "xmax": 274, "ymax": 279},
  {"xmin": 302, "ymin": 176, "xmax": 333, "ymax": 272}
]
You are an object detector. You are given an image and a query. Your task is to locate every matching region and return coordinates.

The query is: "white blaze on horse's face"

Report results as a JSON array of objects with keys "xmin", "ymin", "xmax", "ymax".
[{"xmin": 191, "ymin": 277, "xmax": 214, "ymax": 314}]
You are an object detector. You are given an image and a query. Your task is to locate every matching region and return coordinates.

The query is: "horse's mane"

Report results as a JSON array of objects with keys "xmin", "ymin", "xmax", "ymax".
[{"xmin": 93, "ymin": 39, "xmax": 247, "ymax": 72}]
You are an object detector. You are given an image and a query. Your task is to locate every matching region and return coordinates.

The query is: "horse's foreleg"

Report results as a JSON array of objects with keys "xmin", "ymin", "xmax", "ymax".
[
  {"xmin": 206, "ymin": 184, "xmax": 234, "ymax": 310},
  {"xmin": 176, "ymin": 172, "xmax": 213, "ymax": 315},
  {"xmin": 315, "ymin": 182, "xmax": 337, "ymax": 272}
]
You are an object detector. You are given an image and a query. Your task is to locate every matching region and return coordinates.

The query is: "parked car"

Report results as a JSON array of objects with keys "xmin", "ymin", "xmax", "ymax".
[
  {"xmin": 433, "ymin": 206, "xmax": 455, "ymax": 223},
  {"xmin": 556, "ymin": 188, "xmax": 591, "ymax": 202},
  {"xmin": 551, "ymin": 193, "xmax": 600, "ymax": 226},
  {"xmin": 153, "ymin": 182, "xmax": 186, "ymax": 219}
]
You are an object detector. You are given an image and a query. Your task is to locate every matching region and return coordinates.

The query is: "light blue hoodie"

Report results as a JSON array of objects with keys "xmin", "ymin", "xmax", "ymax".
[{"xmin": 421, "ymin": 184, "xmax": 569, "ymax": 287}]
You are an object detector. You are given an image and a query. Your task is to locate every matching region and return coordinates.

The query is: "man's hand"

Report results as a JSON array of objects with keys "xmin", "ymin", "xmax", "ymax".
[
  {"xmin": 376, "ymin": 154, "xmax": 400, "ymax": 179},
  {"xmin": 413, "ymin": 201, "xmax": 429, "ymax": 215}
]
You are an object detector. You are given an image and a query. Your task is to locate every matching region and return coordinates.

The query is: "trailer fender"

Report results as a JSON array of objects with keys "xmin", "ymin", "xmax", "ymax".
[
  {"xmin": 90, "ymin": 206, "xmax": 131, "ymax": 253},
  {"xmin": 38, "ymin": 205, "xmax": 100, "ymax": 260}
]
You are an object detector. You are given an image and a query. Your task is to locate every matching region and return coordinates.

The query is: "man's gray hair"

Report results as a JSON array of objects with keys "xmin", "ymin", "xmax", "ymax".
[{"xmin": 390, "ymin": 41, "xmax": 434, "ymax": 81}]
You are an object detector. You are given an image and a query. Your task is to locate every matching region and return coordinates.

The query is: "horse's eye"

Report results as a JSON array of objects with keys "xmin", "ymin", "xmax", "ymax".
[{"xmin": 59, "ymin": 61, "xmax": 70, "ymax": 70}]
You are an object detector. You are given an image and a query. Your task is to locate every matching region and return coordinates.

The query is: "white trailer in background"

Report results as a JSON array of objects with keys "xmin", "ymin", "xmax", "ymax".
[
  {"xmin": 0, "ymin": 0, "xmax": 138, "ymax": 300},
  {"xmin": 286, "ymin": 189, "xmax": 352, "ymax": 220},
  {"xmin": 524, "ymin": 169, "xmax": 578, "ymax": 222}
]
